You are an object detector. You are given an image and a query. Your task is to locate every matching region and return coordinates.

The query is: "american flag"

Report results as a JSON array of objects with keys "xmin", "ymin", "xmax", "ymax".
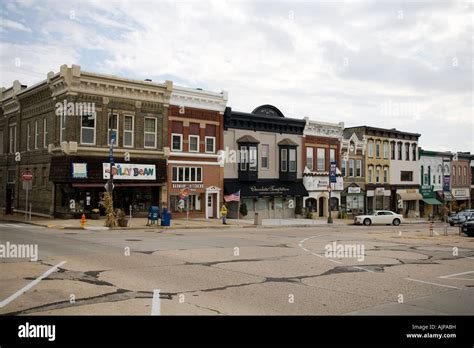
[{"xmin": 224, "ymin": 190, "xmax": 240, "ymax": 202}]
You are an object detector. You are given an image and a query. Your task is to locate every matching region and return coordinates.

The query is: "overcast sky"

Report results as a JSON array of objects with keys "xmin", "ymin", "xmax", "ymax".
[{"xmin": 1, "ymin": 0, "xmax": 472, "ymax": 152}]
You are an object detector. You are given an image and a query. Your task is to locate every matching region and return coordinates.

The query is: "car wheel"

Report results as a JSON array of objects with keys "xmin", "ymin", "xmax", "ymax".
[
  {"xmin": 392, "ymin": 218, "xmax": 400, "ymax": 226},
  {"xmin": 363, "ymin": 218, "xmax": 371, "ymax": 226}
]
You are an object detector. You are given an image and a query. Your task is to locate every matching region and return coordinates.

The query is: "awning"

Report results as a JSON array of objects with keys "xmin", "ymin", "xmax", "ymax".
[
  {"xmin": 423, "ymin": 198, "xmax": 442, "ymax": 205},
  {"xmin": 224, "ymin": 180, "xmax": 309, "ymax": 198},
  {"xmin": 398, "ymin": 192, "xmax": 423, "ymax": 201}
]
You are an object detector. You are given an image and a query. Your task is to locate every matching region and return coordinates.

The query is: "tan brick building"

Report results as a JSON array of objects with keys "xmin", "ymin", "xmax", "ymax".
[{"xmin": 167, "ymin": 86, "xmax": 228, "ymax": 219}]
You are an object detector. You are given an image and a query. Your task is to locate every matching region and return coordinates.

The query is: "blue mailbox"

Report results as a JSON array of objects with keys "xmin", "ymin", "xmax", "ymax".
[
  {"xmin": 161, "ymin": 208, "xmax": 171, "ymax": 227},
  {"xmin": 148, "ymin": 206, "xmax": 159, "ymax": 225}
]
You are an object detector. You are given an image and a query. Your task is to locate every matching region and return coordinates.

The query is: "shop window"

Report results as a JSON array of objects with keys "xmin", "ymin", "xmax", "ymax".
[
  {"xmin": 189, "ymin": 135, "xmax": 199, "ymax": 152},
  {"xmin": 317, "ymin": 148, "xmax": 325, "ymax": 171},
  {"xmin": 43, "ymin": 117, "xmax": 48, "ymax": 148},
  {"xmin": 205, "ymin": 136, "xmax": 215, "ymax": 153},
  {"xmin": 34, "ymin": 120, "xmax": 39, "ymax": 149},
  {"xmin": 123, "ymin": 115, "xmax": 134, "ymax": 147},
  {"xmin": 257, "ymin": 199, "xmax": 267, "ymax": 211},
  {"xmin": 401, "ymin": 171, "xmax": 413, "ymax": 181},
  {"xmin": 144, "ymin": 118, "xmax": 157, "ymax": 148},
  {"xmin": 261, "ymin": 144, "xmax": 269, "ymax": 169},
  {"xmin": 306, "ymin": 147, "xmax": 313, "ymax": 171},
  {"xmin": 81, "ymin": 114, "xmax": 96, "ymax": 145},
  {"xmin": 289, "ymin": 148, "xmax": 296, "ymax": 172},
  {"xmin": 108, "ymin": 113, "xmax": 119, "ymax": 145}
]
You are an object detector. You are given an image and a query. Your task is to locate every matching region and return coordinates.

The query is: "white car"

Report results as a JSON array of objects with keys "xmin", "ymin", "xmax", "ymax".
[{"xmin": 354, "ymin": 210, "xmax": 403, "ymax": 226}]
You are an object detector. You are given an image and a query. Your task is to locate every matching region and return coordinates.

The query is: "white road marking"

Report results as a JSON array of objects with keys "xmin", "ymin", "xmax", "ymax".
[
  {"xmin": 151, "ymin": 289, "xmax": 161, "ymax": 315},
  {"xmin": 0, "ymin": 261, "xmax": 67, "ymax": 308},
  {"xmin": 433, "ymin": 230, "xmax": 439, "ymax": 236},
  {"xmin": 353, "ymin": 266, "xmax": 375, "ymax": 273},
  {"xmin": 404, "ymin": 278, "xmax": 462, "ymax": 290},
  {"xmin": 439, "ymin": 270, "xmax": 474, "ymax": 280},
  {"xmin": 0, "ymin": 223, "xmax": 42, "ymax": 228}
]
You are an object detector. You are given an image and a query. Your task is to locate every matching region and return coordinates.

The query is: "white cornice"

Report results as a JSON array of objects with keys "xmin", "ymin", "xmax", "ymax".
[
  {"xmin": 171, "ymin": 85, "xmax": 228, "ymax": 112},
  {"xmin": 304, "ymin": 118, "xmax": 344, "ymax": 139}
]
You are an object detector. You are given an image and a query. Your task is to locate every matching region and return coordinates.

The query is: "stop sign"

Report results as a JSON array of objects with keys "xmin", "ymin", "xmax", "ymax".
[{"xmin": 21, "ymin": 170, "xmax": 33, "ymax": 182}]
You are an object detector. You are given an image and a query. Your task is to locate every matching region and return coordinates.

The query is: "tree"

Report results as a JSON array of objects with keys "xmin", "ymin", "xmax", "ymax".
[
  {"xmin": 239, "ymin": 202, "xmax": 248, "ymax": 217},
  {"xmin": 103, "ymin": 192, "xmax": 116, "ymax": 228}
]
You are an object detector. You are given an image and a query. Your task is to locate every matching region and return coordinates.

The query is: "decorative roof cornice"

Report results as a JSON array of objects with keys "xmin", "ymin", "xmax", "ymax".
[{"xmin": 171, "ymin": 85, "xmax": 228, "ymax": 113}]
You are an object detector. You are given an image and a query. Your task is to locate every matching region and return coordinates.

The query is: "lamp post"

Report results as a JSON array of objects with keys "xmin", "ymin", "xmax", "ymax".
[{"xmin": 327, "ymin": 184, "xmax": 333, "ymax": 224}]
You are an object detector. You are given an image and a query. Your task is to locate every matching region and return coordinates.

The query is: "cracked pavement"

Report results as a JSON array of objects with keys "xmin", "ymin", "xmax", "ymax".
[{"xmin": 1, "ymin": 222, "xmax": 473, "ymax": 315}]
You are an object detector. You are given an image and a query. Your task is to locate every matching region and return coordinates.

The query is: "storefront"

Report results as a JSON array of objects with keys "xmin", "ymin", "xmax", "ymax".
[
  {"xmin": 224, "ymin": 180, "xmax": 308, "ymax": 219},
  {"xmin": 452, "ymin": 188, "xmax": 470, "ymax": 210},
  {"xmin": 396, "ymin": 188, "xmax": 422, "ymax": 218},
  {"xmin": 341, "ymin": 184, "xmax": 366, "ymax": 215},
  {"xmin": 366, "ymin": 186, "xmax": 391, "ymax": 212},
  {"xmin": 419, "ymin": 185, "xmax": 442, "ymax": 218},
  {"xmin": 303, "ymin": 171, "xmax": 343, "ymax": 218},
  {"xmin": 50, "ymin": 156, "xmax": 166, "ymax": 218}
]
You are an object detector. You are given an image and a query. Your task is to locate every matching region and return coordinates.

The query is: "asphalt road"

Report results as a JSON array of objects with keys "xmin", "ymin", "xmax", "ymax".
[{"xmin": 1, "ymin": 222, "xmax": 473, "ymax": 315}]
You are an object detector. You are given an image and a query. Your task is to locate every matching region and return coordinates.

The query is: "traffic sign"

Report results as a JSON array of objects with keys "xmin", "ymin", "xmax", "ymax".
[{"xmin": 21, "ymin": 170, "xmax": 33, "ymax": 182}]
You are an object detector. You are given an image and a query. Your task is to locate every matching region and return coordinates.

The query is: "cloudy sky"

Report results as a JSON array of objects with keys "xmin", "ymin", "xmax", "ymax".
[{"xmin": 1, "ymin": 0, "xmax": 472, "ymax": 152}]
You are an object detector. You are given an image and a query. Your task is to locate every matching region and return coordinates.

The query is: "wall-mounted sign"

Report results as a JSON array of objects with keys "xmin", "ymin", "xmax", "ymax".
[
  {"xmin": 172, "ymin": 183, "xmax": 204, "ymax": 190},
  {"xmin": 348, "ymin": 187, "xmax": 361, "ymax": 194},
  {"xmin": 452, "ymin": 188, "xmax": 469, "ymax": 199},
  {"xmin": 249, "ymin": 185, "xmax": 291, "ymax": 194},
  {"xmin": 329, "ymin": 161, "xmax": 337, "ymax": 183},
  {"xmin": 303, "ymin": 176, "xmax": 344, "ymax": 191},
  {"xmin": 443, "ymin": 176, "xmax": 450, "ymax": 191},
  {"xmin": 375, "ymin": 187, "xmax": 385, "ymax": 196},
  {"xmin": 72, "ymin": 163, "xmax": 87, "ymax": 179},
  {"xmin": 103, "ymin": 163, "xmax": 156, "ymax": 180}
]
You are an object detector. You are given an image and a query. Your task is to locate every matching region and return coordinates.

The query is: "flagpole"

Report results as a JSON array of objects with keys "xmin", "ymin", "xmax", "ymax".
[{"xmin": 237, "ymin": 198, "xmax": 240, "ymax": 225}]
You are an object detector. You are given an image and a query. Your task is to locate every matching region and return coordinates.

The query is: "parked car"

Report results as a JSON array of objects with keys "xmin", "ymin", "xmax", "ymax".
[
  {"xmin": 461, "ymin": 219, "xmax": 474, "ymax": 236},
  {"xmin": 448, "ymin": 211, "xmax": 474, "ymax": 226},
  {"xmin": 354, "ymin": 210, "xmax": 403, "ymax": 226}
]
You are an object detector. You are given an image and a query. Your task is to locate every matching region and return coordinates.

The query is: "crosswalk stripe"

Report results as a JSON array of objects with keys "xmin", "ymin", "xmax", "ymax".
[{"xmin": 0, "ymin": 223, "xmax": 42, "ymax": 228}]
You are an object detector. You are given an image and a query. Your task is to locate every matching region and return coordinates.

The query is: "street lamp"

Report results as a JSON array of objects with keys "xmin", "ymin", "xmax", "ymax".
[{"xmin": 327, "ymin": 184, "xmax": 333, "ymax": 224}]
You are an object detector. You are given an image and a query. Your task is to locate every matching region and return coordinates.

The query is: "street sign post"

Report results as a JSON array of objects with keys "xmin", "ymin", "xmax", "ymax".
[
  {"xmin": 328, "ymin": 161, "xmax": 337, "ymax": 224},
  {"xmin": 21, "ymin": 170, "xmax": 33, "ymax": 221}
]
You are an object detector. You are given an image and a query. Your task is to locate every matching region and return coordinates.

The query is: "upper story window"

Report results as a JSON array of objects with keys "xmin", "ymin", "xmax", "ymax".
[
  {"xmin": 383, "ymin": 142, "xmax": 388, "ymax": 159},
  {"xmin": 60, "ymin": 113, "xmax": 67, "ymax": 143},
  {"xmin": 356, "ymin": 159, "xmax": 361, "ymax": 177},
  {"xmin": 397, "ymin": 142, "xmax": 402, "ymax": 160},
  {"xmin": 329, "ymin": 148, "xmax": 336, "ymax": 163},
  {"xmin": 34, "ymin": 120, "xmax": 39, "ymax": 149},
  {"xmin": 172, "ymin": 166, "xmax": 202, "ymax": 182},
  {"xmin": 452, "ymin": 165, "xmax": 456, "ymax": 184},
  {"xmin": 368, "ymin": 165, "xmax": 373, "ymax": 183},
  {"xmin": 306, "ymin": 147, "xmax": 313, "ymax": 171},
  {"xmin": 43, "ymin": 117, "xmax": 48, "ymax": 149},
  {"xmin": 239, "ymin": 145, "xmax": 257, "ymax": 172},
  {"xmin": 401, "ymin": 171, "xmax": 413, "ymax": 182},
  {"xmin": 144, "ymin": 117, "xmax": 157, "ymax": 148},
  {"xmin": 368, "ymin": 139, "xmax": 374, "ymax": 157},
  {"xmin": 123, "ymin": 115, "xmax": 134, "ymax": 148},
  {"xmin": 458, "ymin": 166, "xmax": 462, "ymax": 184},
  {"xmin": 391, "ymin": 142, "xmax": 395, "ymax": 160},
  {"xmin": 249, "ymin": 145, "xmax": 257, "ymax": 170},
  {"xmin": 317, "ymin": 148, "xmax": 325, "ymax": 171},
  {"xmin": 412, "ymin": 144, "xmax": 417, "ymax": 161},
  {"xmin": 108, "ymin": 113, "xmax": 119, "ymax": 145},
  {"xmin": 383, "ymin": 166, "xmax": 389, "ymax": 183},
  {"xmin": 261, "ymin": 144, "xmax": 269, "ymax": 169},
  {"xmin": 463, "ymin": 167, "xmax": 467, "ymax": 185},
  {"xmin": 189, "ymin": 135, "xmax": 199, "ymax": 152},
  {"xmin": 205, "ymin": 124, "xmax": 216, "ymax": 154},
  {"xmin": 81, "ymin": 113, "xmax": 96, "ymax": 145},
  {"xmin": 289, "ymin": 148, "xmax": 296, "ymax": 172},
  {"xmin": 281, "ymin": 148, "xmax": 287, "ymax": 172},
  {"xmin": 376, "ymin": 166, "xmax": 381, "ymax": 183},
  {"xmin": 349, "ymin": 159, "xmax": 354, "ymax": 177},
  {"xmin": 9, "ymin": 124, "xmax": 16, "ymax": 153},
  {"xmin": 172, "ymin": 134, "xmax": 182, "ymax": 151},
  {"xmin": 405, "ymin": 143, "xmax": 410, "ymax": 161},
  {"xmin": 375, "ymin": 141, "xmax": 380, "ymax": 158},
  {"xmin": 26, "ymin": 122, "xmax": 31, "ymax": 151},
  {"xmin": 341, "ymin": 160, "xmax": 346, "ymax": 177}
]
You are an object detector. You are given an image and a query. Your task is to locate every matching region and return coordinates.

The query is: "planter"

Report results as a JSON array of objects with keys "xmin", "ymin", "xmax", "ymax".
[{"xmin": 117, "ymin": 219, "xmax": 128, "ymax": 227}]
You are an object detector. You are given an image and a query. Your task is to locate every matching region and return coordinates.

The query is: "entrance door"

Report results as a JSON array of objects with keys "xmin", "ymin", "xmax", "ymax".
[
  {"xmin": 207, "ymin": 194, "xmax": 214, "ymax": 218},
  {"xmin": 6, "ymin": 188, "xmax": 13, "ymax": 214},
  {"xmin": 319, "ymin": 197, "xmax": 325, "ymax": 217}
]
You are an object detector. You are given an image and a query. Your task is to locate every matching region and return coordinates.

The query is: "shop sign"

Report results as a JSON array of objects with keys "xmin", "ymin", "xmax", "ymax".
[
  {"xmin": 419, "ymin": 185, "xmax": 434, "ymax": 198},
  {"xmin": 375, "ymin": 188, "xmax": 385, "ymax": 196},
  {"xmin": 172, "ymin": 183, "xmax": 204, "ymax": 190},
  {"xmin": 443, "ymin": 176, "xmax": 450, "ymax": 191},
  {"xmin": 103, "ymin": 163, "xmax": 156, "ymax": 180},
  {"xmin": 348, "ymin": 187, "xmax": 361, "ymax": 194},
  {"xmin": 452, "ymin": 188, "xmax": 469, "ymax": 199},
  {"xmin": 303, "ymin": 176, "xmax": 343, "ymax": 191},
  {"xmin": 249, "ymin": 185, "xmax": 291, "ymax": 195},
  {"xmin": 72, "ymin": 163, "xmax": 87, "ymax": 179}
]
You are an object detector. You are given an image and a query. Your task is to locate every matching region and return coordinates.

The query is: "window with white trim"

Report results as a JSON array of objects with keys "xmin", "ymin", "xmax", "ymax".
[
  {"xmin": 281, "ymin": 148, "xmax": 287, "ymax": 172},
  {"xmin": 376, "ymin": 166, "xmax": 381, "ymax": 183},
  {"xmin": 171, "ymin": 133, "xmax": 182, "ymax": 151},
  {"xmin": 383, "ymin": 142, "xmax": 388, "ymax": 159},
  {"xmin": 349, "ymin": 159, "xmax": 354, "ymax": 177},
  {"xmin": 123, "ymin": 115, "xmax": 134, "ymax": 147},
  {"xmin": 368, "ymin": 139, "xmax": 374, "ymax": 157},
  {"xmin": 356, "ymin": 159, "xmax": 361, "ymax": 177},
  {"xmin": 81, "ymin": 113, "xmax": 96, "ymax": 145},
  {"xmin": 317, "ymin": 148, "xmax": 325, "ymax": 171},
  {"xmin": 43, "ymin": 117, "xmax": 48, "ymax": 148},
  {"xmin": 144, "ymin": 118, "xmax": 157, "ymax": 148},
  {"xmin": 383, "ymin": 166, "xmax": 388, "ymax": 183},
  {"xmin": 172, "ymin": 166, "xmax": 202, "ymax": 182},
  {"xmin": 249, "ymin": 145, "xmax": 257, "ymax": 171},
  {"xmin": 9, "ymin": 124, "xmax": 16, "ymax": 153},
  {"xmin": 189, "ymin": 135, "xmax": 199, "ymax": 152},
  {"xmin": 240, "ymin": 146, "xmax": 247, "ymax": 171},
  {"xmin": 341, "ymin": 159, "xmax": 346, "ymax": 176},
  {"xmin": 289, "ymin": 148, "xmax": 296, "ymax": 172},
  {"xmin": 368, "ymin": 165, "xmax": 373, "ymax": 183},
  {"xmin": 205, "ymin": 136, "xmax": 215, "ymax": 153},
  {"xmin": 329, "ymin": 148, "xmax": 336, "ymax": 163},
  {"xmin": 306, "ymin": 147, "xmax": 313, "ymax": 171},
  {"xmin": 261, "ymin": 144, "xmax": 269, "ymax": 169},
  {"xmin": 60, "ymin": 113, "xmax": 66, "ymax": 143},
  {"xmin": 108, "ymin": 113, "xmax": 119, "ymax": 145},
  {"xmin": 34, "ymin": 120, "xmax": 39, "ymax": 149},
  {"xmin": 26, "ymin": 122, "xmax": 31, "ymax": 151}
]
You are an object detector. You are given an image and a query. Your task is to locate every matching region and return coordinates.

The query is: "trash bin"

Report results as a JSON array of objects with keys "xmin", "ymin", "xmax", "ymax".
[
  {"xmin": 161, "ymin": 208, "xmax": 171, "ymax": 227},
  {"xmin": 254, "ymin": 212, "xmax": 262, "ymax": 226}
]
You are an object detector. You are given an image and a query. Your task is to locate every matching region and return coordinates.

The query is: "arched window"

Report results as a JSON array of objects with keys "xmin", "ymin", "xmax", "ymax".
[
  {"xmin": 453, "ymin": 166, "xmax": 456, "ymax": 184},
  {"xmin": 458, "ymin": 167, "xmax": 462, "ymax": 184},
  {"xmin": 464, "ymin": 167, "xmax": 467, "ymax": 185}
]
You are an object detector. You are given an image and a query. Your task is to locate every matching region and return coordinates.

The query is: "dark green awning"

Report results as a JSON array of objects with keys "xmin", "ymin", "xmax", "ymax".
[{"xmin": 423, "ymin": 198, "xmax": 442, "ymax": 205}]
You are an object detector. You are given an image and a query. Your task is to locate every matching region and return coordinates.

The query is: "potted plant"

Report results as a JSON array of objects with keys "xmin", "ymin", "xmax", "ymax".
[
  {"xmin": 239, "ymin": 202, "xmax": 248, "ymax": 218},
  {"xmin": 91, "ymin": 208, "xmax": 100, "ymax": 220},
  {"xmin": 116, "ymin": 209, "xmax": 128, "ymax": 227}
]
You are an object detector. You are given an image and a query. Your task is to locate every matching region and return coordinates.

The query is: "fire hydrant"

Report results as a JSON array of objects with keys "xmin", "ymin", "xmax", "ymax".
[{"xmin": 80, "ymin": 213, "xmax": 86, "ymax": 228}]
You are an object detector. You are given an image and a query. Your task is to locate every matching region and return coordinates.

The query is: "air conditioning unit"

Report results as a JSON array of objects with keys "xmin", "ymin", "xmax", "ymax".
[
  {"xmin": 69, "ymin": 141, "xmax": 78, "ymax": 153},
  {"xmin": 47, "ymin": 144, "xmax": 54, "ymax": 153},
  {"xmin": 60, "ymin": 141, "xmax": 69, "ymax": 154}
]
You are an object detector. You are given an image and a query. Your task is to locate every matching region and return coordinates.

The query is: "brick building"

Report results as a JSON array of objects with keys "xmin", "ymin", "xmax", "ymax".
[
  {"xmin": 0, "ymin": 65, "xmax": 172, "ymax": 217},
  {"xmin": 451, "ymin": 152, "xmax": 472, "ymax": 209},
  {"xmin": 167, "ymin": 86, "xmax": 228, "ymax": 219}
]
